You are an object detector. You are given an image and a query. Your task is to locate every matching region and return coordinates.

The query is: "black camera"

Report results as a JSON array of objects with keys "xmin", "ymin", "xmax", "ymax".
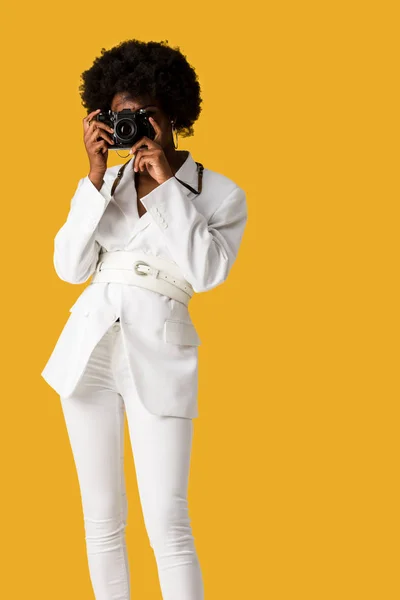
[{"xmin": 95, "ymin": 108, "xmax": 156, "ymax": 150}]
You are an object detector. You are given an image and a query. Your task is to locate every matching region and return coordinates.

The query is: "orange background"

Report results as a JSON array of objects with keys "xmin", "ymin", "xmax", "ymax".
[{"xmin": 0, "ymin": 1, "xmax": 398, "ymax": 598}]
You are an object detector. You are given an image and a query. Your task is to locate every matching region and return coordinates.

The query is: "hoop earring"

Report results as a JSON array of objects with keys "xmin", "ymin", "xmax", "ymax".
[{"xmin": 171, "ymin": 120, "xmax": 179, "ymax": 149}]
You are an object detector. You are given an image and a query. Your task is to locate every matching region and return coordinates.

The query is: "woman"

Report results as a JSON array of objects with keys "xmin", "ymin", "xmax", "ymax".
[{"xmin": 41, "ymin": 39, "xmax": 248, "ymax": 600}]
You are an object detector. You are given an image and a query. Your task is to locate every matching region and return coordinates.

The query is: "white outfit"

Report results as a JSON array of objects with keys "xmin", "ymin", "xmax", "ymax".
[
  {"xmin": 41, "ymin": 151, "xmax": 247, "ymax": 600},
  {"xmin": 41, "ymin": 151, "xmax": 248, "ymax": 418}
]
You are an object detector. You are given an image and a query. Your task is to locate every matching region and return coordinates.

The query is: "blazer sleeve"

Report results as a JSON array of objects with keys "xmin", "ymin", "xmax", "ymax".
[
  {"xmin": 53, "ymin": 176, "xmax": 113, "ymax": 284},
  {"xmin": 140, "ymin": 176, "xmax": 248, "ymax": 293}
]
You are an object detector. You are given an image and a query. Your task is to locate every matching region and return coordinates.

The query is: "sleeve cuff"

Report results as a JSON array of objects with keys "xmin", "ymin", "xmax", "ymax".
[
  {"xmin": 86, "ymin": 175, "xmax": 114, "ymax": 203},
  {"xmin": 70, "ymin": 176, "xmax": 113, "ymax": 230},
  {"xmin": 139, "ymin": 176, "xmax": 177, "ymax": 213}
]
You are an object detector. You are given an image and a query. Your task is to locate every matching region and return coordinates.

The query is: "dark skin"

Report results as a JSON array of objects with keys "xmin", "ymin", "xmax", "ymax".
[{"xmin": 84, "ymin": 92, "xmax": 188, "ymax": 217}]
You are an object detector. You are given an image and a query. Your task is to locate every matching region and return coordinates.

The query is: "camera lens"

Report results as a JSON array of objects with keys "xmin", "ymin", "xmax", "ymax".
[{"xmin": 116, "ymin": 118, "xmax": 137, "ymax": 140}]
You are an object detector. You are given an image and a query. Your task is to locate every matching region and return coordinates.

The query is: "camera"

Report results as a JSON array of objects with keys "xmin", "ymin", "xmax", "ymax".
[{"xmin": 95, "ymin": 108, "xmax": 156, "ymax": 150}]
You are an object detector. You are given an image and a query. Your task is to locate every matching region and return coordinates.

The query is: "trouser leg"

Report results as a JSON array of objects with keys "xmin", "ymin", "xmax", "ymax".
[
  {"xmin": 114, "ymin": 330, "xmax": 204, "ymax": 600},
  {"xmin": 60, "ymin": 328, "xmax": 130, "ymax": 600}
]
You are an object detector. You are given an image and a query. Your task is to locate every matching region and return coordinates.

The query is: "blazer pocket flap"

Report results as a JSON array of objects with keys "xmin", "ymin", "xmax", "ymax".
[{"xmin": 164, "ymin": 319, "xmax": 201, "ymax": 346}]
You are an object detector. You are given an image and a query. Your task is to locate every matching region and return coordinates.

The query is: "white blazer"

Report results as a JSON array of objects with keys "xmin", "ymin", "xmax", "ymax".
[{"xmin": 41, "ymin": 151, "xmax": 248, "ymax": 418}]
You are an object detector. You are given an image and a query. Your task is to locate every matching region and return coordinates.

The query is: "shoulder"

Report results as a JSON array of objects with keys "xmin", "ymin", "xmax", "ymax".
[
  {"xmin": 202, "ymin": 165, "xmax": 245, "ymax": 197},
  {"xmin": 201, "ymin": 166, "xmax": 247, "ymax": 222}
]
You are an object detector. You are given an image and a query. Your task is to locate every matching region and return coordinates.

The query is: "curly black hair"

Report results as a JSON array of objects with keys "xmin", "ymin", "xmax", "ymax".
[{"xmin": 79, "ymin": 39, "xmax": 202, "ymax": 138}]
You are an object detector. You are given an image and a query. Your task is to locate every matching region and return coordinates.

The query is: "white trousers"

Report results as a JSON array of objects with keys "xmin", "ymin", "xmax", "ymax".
[{"xmin": 60, "ymin": 320, "xmax": 204, "ymax": 600}]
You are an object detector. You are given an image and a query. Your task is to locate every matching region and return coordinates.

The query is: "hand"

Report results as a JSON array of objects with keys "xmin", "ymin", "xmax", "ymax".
[
  {"xmin": 129, "ymin": 117, "xmax": 174, "ymax": 185},
  {"xmin": 83, "ymin": 108, "xmax": 115, "ymax": 175}
]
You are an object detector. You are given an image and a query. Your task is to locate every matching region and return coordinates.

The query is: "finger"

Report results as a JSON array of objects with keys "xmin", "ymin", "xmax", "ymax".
[
  {"xmin": 85, "ymin": 120, "xmax": 114, "ymax": 142},
  {"xmin": 136, "ymin": 155, "xmax": 145, "ymax": 172},
  {"xmin": 93, "ymin": 140, "xmax": 108, "ymax": 155},
  {"xmin": 136, "ymin": 154, "xmax": 151, "ymax": 173},
  {"xmin": 130, "ymin": 136, "xmax": 155, "ymax": 156},
  {"xmin": 85, "ymin": 108, "xmax": 101, "ymax": 122},
  {"xmin": 83, "ymin": 108, "xmax": 101, "ymax": 130},
  {"xmin": 129, "ymin": 138, "xmax": 148, "ymax": 155},
  {"xmin": 133, "ymin": 148, "xmax": 151, "ymax": 171},
  {"xmin": 135, "ymin": 155, "xmax": 143, "ymax": 172},
  {"xmin": 149, "ymin": 116, "xmax": 162, "ymax": 140},
  {"xmin": 89, "ymin": 125, "xmax": 115, "ymax": 145}
]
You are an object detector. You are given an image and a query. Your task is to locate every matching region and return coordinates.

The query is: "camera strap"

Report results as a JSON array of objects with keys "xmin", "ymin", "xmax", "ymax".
[{"xmin": 110, "ymin": 157, "xmax": 204, "ymax": 197}]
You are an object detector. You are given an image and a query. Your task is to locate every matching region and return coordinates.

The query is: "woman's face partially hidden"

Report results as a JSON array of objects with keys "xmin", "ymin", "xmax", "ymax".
[{"xmin": 110, "ymin": 91, "xmax": 175, "ymax": 151}]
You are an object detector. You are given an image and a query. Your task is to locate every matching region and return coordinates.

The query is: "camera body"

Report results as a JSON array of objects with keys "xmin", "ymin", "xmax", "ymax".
[{"xmin": 95, "ymin": 108, "xmax": 156, "ymax": 150}]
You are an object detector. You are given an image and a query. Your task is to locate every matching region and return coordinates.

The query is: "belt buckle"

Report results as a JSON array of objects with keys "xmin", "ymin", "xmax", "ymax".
[{"xmin": 133, "ymin": 260, "xmax": 150, "ymax": 276}]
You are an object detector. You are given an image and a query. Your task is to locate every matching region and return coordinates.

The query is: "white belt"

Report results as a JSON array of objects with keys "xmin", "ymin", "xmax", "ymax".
[{"xmin": 90, "ymin": 250, "xmax": 195, "ymax": 306}]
